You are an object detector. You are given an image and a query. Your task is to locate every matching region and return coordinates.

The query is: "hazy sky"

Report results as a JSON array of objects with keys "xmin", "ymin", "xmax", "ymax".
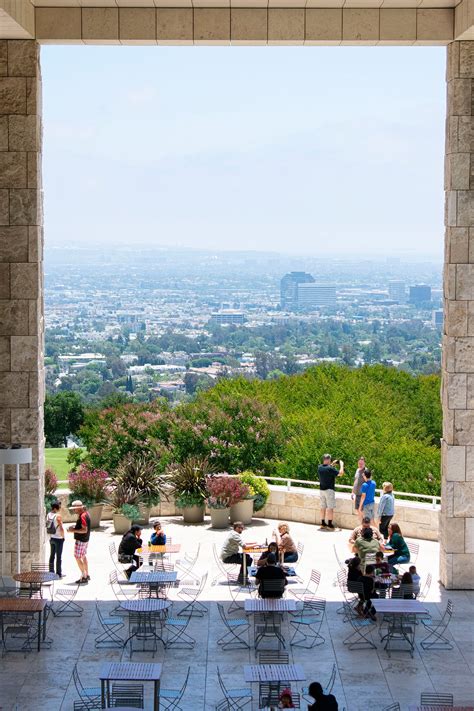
[{"xmin": 42, "ymin": 46, "xmax": 446, "ymax": 259}]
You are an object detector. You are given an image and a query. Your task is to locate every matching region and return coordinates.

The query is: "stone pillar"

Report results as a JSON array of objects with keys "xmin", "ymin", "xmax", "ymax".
[
  {"xmin": 0, "ymin": 40, "xmax": 45, "ymax": 574},
  {"xmin": 441, "ymin": 40, "xmax": 474, "ymax": 589}
]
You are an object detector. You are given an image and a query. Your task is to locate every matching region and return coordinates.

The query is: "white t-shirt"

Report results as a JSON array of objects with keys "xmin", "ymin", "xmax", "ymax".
[
  {"xmin": 221, "ymin": 530, "xmax": 243, "ymax": 560},
  {"xmin": 47, "ymin": 511, "xmax": 63, "ymax": 539}
]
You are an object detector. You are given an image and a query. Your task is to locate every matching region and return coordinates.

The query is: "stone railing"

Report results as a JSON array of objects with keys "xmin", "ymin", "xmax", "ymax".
[{"xmin": 54, "ymin": 479, "xmax": 439, "ymax": 541}]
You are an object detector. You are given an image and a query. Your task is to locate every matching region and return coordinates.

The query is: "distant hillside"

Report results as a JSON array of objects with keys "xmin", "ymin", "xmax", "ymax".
[{"xmin": 200, "ymin": 364, "xmax": 442, "ymax": 496}]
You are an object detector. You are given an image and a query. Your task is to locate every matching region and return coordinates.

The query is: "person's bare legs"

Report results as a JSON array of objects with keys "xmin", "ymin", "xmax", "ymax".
[
  {"xmin": 320, "ymin": 508, "xmax": 326, "ymax": 525},
  {"xmin": 326, "ymin": 508, "xmax": 334, "ymax": 523},
  {"xmin": 75, "ymin": 556, "xmax": 85, "ymax": 577},
  {"xmin": 82, "ymin": 555, "xmax": 89, "ymax": 578}
]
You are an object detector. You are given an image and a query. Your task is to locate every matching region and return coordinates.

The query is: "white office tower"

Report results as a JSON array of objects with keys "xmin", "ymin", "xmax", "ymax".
[
  {"xmin": 388, "ymin": 280, "xmax": 406, "ymax": 303},
  {"xmin": 297, "ymin": 283, "xmax": 336, "ymax": 309}
]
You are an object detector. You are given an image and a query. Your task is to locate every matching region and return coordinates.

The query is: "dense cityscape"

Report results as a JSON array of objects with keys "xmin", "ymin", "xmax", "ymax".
[{"xmin": 44, "ymin": 245, "xmax": 443, "ymax": 406}]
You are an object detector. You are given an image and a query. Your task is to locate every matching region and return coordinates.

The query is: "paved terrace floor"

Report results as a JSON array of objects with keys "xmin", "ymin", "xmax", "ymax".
[{"xmin": 1, "ymin": 516, "xmax": 473, "ymax": 711}]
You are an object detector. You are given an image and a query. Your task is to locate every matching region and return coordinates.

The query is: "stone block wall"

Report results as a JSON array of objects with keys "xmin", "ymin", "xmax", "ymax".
[
  {"xmin": 0, "ymin": 40, "xmax": 44, "ymax": 574},
  {"xmin": 441, "ymin": 41, "xmax": 474, "ymax": 589}
]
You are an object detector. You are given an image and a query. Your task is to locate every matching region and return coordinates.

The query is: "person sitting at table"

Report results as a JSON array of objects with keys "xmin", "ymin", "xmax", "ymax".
[
  {"xmin": 255, "ymin": 553, "xmax": 287, "ymax": 598},
  {"xmin": 353, "ymin": 527, "xmax": 382, "ymax": 571},
  {"xmin": 149, "ymin": 521, "xmax": 166, "ymax": 546},
  {"xmin": 278, "ymin": 687, "xmax": 295, "ymax": 708},
  {"xmin": 220, "ymin": 521, "xmax": 252, "ymax": 583},
  {"xmin": 359, "ymin": 564, "xmax": 378, "ymax": 620},
  {"xmin": 409, "ymin": 565, "xmax": 421, "ymax": 597},
  {"xmin": 307, "ymin": 681, "xmax": 338, "ymax": 710},
  {"xmin": 392, "ymin": 571, "xmax": 415, "ymax": 599},
  {"xmin": 348, "ymin": 516, "xmax": 384, "ymax": 548},
  {"xmin": 273, "ymin": 522, "xmax": 298, "ymax": 563},
  {"xmin": 118, "ymin": 525, "xmax": 143, "ymax": 579},
  {"xmin": 374, "ymin": 551, "xmax": 390, "ymax": 575},
  {"xmin": 386, "ymin": 522, "xmax": 410, "ymax": 571},
  {"xmin": 256, "ymin": 541, "xmax": 279, "ymax": 567}
]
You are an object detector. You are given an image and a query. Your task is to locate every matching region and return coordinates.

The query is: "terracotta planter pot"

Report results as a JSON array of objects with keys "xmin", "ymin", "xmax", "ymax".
[
  {"xmin": 88, "ymin": 503, "xmax": 104, "ymax": 529},
  {"xmin": 181, "ymin": 505, "xmax": 205, "ymax": 524},
  {"xmin": 113, "ymin": 513, "xmax": 133, "ymax": 535},
  {"xmin": 230, "ymin": 498, "xmax": 254, "ymax": 525},
  {"xmin": 210, "ymin": 507, "xmax": 230, "ymax": 529}
]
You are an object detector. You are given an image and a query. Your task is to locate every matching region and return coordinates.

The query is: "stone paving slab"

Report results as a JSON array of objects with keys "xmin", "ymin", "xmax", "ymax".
[{"xmin": 0, "ymin": 515, "xmax": 472, "ymax": 711}]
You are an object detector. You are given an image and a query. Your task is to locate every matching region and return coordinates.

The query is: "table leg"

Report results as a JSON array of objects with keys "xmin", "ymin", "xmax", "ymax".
[
  {"xmin": 242, "ymin": 551, "xmax": 247, "ymax": 584},
  {"xmin": 37, "ymin": 610, "xmax": 41, "ymax": 652},
  {"xmin": 155, "ymin": 679, "xmax": 160, "ymax": 711},
  {"xmin": 101, "ymin": 680, "xmax": 105, "ymax": 709}
]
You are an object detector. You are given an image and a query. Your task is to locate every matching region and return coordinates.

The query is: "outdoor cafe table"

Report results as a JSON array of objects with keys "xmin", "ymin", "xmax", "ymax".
[
  {"xmin": 242, "ymin": 544, "xmax": 268, "ymax": 583},
  {"xmin": 0, "ymin": 597, "xmax": 48, "ymax": 651},
  {"xmin": 129, "ymin": 570, "xmax": 178, "ymax": 598},
  {"xmin": 372, "ymin": 599, "xmax": 429, "ymax": 655},
  {"xmin": 121, "ymin": 598, "xmax": 171, "ymax": 649},
  {"xmin": 244, "ymin": 663, "xmax": 305, "ymax": 704},
  {"xmin": 13, "ymin": 571, "xmax": 58, "ymax": 598},
  {"xmin": 99, "ymin": 662, "xmax": 162, "ymax": 711}
]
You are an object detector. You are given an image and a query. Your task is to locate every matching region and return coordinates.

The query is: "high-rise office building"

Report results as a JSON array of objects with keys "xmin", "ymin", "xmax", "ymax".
[
  {"xmin": 388, "ymin": 280, "xmax": 406, "ymax": 303},
  {"xmin": 297, "ymin": 283, "xmax": 337, "ymax": 309},
  {"xmin": 280, "ymin": 272, "xmax": 315, "ymax": 310},
  {"xmin": 409, "ymin": 285, "xmax": 432, "ymax": 304}
]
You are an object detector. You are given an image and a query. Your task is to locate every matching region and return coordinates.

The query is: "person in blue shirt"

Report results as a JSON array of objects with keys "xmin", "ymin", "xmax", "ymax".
[
  {"xmin": 150, "ymin": 521, "xmax": 166, "ymax": 546},
  {"xmin": 358, "ymin": 469, "xmax": 376, "ymax": 525}
]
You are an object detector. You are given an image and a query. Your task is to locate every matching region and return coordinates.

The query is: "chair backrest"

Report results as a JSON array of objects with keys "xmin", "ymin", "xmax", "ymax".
[
  {"xmin": 31, "ymin": 565, "xmax": 49, "ymax": 572},
  {"xmin": 259, "ymin": 578, "xmax": 286, "ymax": 598},
  {"xmin": 108, "ymin": 542, "xmax": 117, "ymax": 557},
  {"xmin": 382, "ymin": 704, "xmax": 400, "ymax": 711},
  {"xmin": 174, "ymin": 666, "xmax": 191, "ymax": 703},
  {"xmin": 420, "ymin": 692, "xmax": 453, "ymax": 706},
  {"xmin": 217, "ymin": 602, "xmax": 229, "ymax": 627},
  {"xmin": 296, "ymin": 541, "xmax": 304, "ymax": 561},
  {"xmin": 391, "ymin": 583, "xmax": 414, "ymax": 599},
  {"xmin": 407, "ymin": 541, "xmax": 419, "ymax": 560},
  {"xmin": 258, "ymin": 650, "xmax": 289, "ymax": 664},
  {"xmin": 333, "ymin": 544, "xmax": 344, "ymax": 568},
  {"xmin": 324, "ymin": 663, "xmax": 337, "ymax": 695},
  {"xmin": 302, "ymin": 596, "xmax": 326, "ymax": 614},
  {"xmin": 309, "ymin": 569, "xmax": 321, "ymax": 589},
  {"xmin": 418, "ymin": 572, "xmax": 432, "ymax": 600},
  {"xmin": 109, "ymin": 570, "xmax": 118, "ymax": 586}
]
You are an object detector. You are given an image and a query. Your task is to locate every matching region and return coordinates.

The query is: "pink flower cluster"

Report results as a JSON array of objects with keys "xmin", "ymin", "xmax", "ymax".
[
  {"xmin": 68, "ymin": 464, "xmax": 108, "ymax": 502},
  {"xmin": 205, "ymin": 474, "xmax": 249, "ymax": 509}
]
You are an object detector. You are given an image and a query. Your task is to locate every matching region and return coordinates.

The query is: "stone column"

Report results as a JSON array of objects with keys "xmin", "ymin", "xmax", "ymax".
[
  {"xmin": 0, "ymin": 40, "xmax": 45, "ymax": 574},
  {"xmin": 441, "ymin": 40, "xmax": 474, "ymax": 589}
]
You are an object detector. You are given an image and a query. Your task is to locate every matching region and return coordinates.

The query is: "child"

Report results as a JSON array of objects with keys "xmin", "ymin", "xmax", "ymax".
[
  {"xmin": 374, "ymin": 551, "xmax": 390, "ymax": 575},
  {"xmin": 409, "ymin": 565, "xmax": 421, "ymax": 596},
  {"xmin": 150, "ymin": 521, "xmax": 166, "ymax": 546},
  {"xmin": 278, "ymin": 688, "xmax": 295, "ymax": 708}
]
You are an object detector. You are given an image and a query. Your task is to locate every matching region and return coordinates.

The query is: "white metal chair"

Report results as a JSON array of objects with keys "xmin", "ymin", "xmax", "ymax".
[
  {"xmin": 94, "ymin": 601, "xmax": 124, "ymax": 648},
  {"xmin": 420, "ymin": 599, "xmax": 454, "ymax": 650},
  {"xmin": 111, "ymin": 682, "xmax": 144, "ymax": 708},
  {"xmin": 216, "ymin": 602, "xmax": 250, "ymax": 650},
  {"xmin": 216, "ymin": 667, "xmax": 252, "ymax": 711},
  {"xmin": 288, "ymin": 569, "xmax": 321, "ymax": 603},
  {"xmin": 72, "ymin": 664, "xmax": 102, "ymax": 709},
  {"xmin": 342, "ymin": 602, "xmax": 376, "ymax": 650},
  {"xmin": 159, "ymin": 666, "xmax": 191, "ymax": 711},
  {"xmin": 302, "ymin": 662, "xmax": 337, "ymax": 704},
  {"xmin": 178, "ymin": 572, "xmax": 208, "ymax": 617},
  {"xmin": 52, "ymin": 582, "xmax": 82, "ymax": 617},
  {"xmin": 164, "ymin": 611, "xmax": 196, "ymax": 649},
  {"xmin": 290, "ymin": 597, "xmax": 326, "ymax": 648}
]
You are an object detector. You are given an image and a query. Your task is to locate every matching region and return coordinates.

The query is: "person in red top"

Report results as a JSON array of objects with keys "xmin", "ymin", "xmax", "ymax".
[{"xmin": 68, "ymin": 500, "xmax": 91, "ymax": 585}]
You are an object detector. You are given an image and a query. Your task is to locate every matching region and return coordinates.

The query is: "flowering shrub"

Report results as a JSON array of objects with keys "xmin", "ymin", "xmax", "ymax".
[
  {"xmin": 237, "ymin": 470, "xmax": 270, "ymax": 511},
  {"xmin": 45, "ymin": 468, "xmax": 58, "ymax": 496},
  {"xmin": 68, "ymin": 464, "xmax": 108, "ymax": 507},
  {"xmin": 205, "ymin": 474, "xmax": 249, "ymax": 509}
]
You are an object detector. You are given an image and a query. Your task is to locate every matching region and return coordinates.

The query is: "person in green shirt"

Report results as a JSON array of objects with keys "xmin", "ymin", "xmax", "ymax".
[{"xmin": 386, "ymin": 522, "xmax": 410, "ymax": 569}]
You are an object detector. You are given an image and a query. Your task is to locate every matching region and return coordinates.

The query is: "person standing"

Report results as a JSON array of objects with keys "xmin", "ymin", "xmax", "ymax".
[
  {"xmin": 351, "ymin": 457, "xmax": 366, "ymax": 520},
  {"xmin": 377, "ymin": 481, "xmax": 395, "ymax": 540},
  {"xmin": 68, "ymin": 500, "xmax": 91, "ymax": 585},
  {"xmin": 317, "ymin": 454, "xmax": 344, "ymax": 530},
  {"xmin": 47, "ymin": 500, "xmax": 65, "ymax": 577},
  {"xmin": 358, "ymin": 469, "xmax": 376, "ymax": 524}
]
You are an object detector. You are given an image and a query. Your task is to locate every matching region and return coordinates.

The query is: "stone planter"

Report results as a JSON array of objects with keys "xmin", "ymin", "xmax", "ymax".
[
  {"xmin": 181, "ymin": 504, "xmax": 205, "ymax": 524},
  {"xmin": 230, "ymin": 498, "xmax": 254, "ymax": 525},
  {"xmin": 210, "ymin": 507, "xmax": 230, "ymax": 529},
  {"xmin": 88, "ymin": 503, "xmax": 104, "ymax": 529},
  {"xmin": 136, "ymin": 504, "xmax": 151, "ymax": 527},
  {"xmin": 113, "ymin": 513, "xmax": 133, "ymax": 535}
]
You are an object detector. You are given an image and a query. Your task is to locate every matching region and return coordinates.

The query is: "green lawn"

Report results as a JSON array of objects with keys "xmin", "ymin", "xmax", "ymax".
[{"xmin": 45, "ymin": 448, "xmax": 71, "ymax": 483}]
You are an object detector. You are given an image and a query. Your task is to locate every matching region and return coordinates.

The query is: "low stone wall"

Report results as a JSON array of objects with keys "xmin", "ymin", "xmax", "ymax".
[{"xmin": 54, "ymin": 484, "xmax": 439, "ymax": 541}]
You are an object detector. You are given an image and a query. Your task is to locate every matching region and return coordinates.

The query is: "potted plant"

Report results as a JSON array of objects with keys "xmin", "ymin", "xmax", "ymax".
[
  {"xmin": 68, "ymin": 464, "xmax": 108, "ymax": 528},
  {"xmin": 206, "ymin": 474, "xmax": 249, "ymax": 529},
  {"xmin": 44, "ymin": 467, "xmax": 58, "ymax": 512},
  {"xmin": 113, "ymin": 454, "xmax": 169, "ymax": 526},
  {"xmin": 106, "ymin": 481, "xmax": 141, "ymax": 535},
  {"xmin": 232, "ymin": 471, "xmax": 270, "ymax": 523},
  {"xmin": 168, "ymin": 456, "xmax": 210, "ymax": 524}
]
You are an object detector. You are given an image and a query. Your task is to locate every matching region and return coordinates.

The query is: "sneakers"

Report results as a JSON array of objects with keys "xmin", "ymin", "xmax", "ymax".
[
  {"xmin": 75, "ymin": 577, "xmax": 88, "ymax": 585},
  {"xmin": 319, "ymin": 521, "xmax": 328, "ymax": 530}
]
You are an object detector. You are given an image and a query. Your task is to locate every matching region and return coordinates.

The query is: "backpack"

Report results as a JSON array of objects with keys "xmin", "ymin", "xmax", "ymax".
[{"xmin": 46, "ymin": 513, "xmax": 57, "ymax": 535}]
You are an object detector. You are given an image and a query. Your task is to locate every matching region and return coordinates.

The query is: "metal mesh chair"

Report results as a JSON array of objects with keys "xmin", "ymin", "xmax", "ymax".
[
  {"xmin": 72, "ymin": 664, "xmax": 101, "ymax": 709},
  {"xmin": 164, "ymin": 611, "xmax": 196, "ymax": 649},
  {"xmin": 31, "ymin": 565, "xmax": 56, "ymax": 600},
  {"xmin": 417, "ymin": 573, "xmax": 432, "ymax": 601},
  {"xmin": 216, "ymin": 667, "xmax": 252, "ymax": 711},
  {"xmin": 288, "ymin": 569, "xmax": 321, "ymax": 603},
  {"xmin": 109, "ymin": 569, "xmax": 137, "ymax": 616},
  {"xmin": 216, "ymin": 602, "xmax": 250, "ymax": 650},
  {"xmin": 342, "ymin": 602, "xmax": 376, "ymax": 650},
  {"xmin": 302, "ymin": 662, "xmax": 337, "ymax": 704},
  {"xmin": 258, "ymin": 578, "xmax": 287, "ymax": 599},
  {"xmin": 52, "ymin": 582, "xmax": 82, "ymax": 617},
  {"xmin": 254, "ymin": 611, "xmax": 285, "ymax": 650},
  {"xmin": 382, "ymin": 704, "xmax": 401, "ymax": 711},
  {"xmin": 258, "ymin": 650, "xmax": 289, "ymax": 664},
  {"xmin": 178, "ymin": 572, "xmax": 208, "ymax": 617},
  {"xmin": 0, "ymin": 576, "xmax": 18, "ymax": 598},
  {"xmin": 111, "ymin": 682, "xmax": 144, "ymax": 708},
  {"xmin": 420, "ymin": 600, "xmax": 454, "ymax": 650},
  {"xmin": 1, "ymin": 610, "xmax": 37, "ymax": 654},
  {"xmin": 176, "ymin": 545, "xmax": 200, "ymax": 584},
  {"xmin": 94, "ymin": 601, "xmax": 124, "ymax": 648},
  {"xmin": 159, "ymin": 666, "xmax": 191, "ymax": 711},
  {"xmin": 420, "ymin": 693, "xmax": 453, "ymax": 706},
  {"xmin": 290, "ymin": 597, "xmax": 326, "ymax": 648}
]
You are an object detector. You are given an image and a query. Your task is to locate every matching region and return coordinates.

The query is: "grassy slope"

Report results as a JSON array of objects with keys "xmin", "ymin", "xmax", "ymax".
[{"xmin": 45, "ymin": 448, "xmax": 70, "ymax": 482}]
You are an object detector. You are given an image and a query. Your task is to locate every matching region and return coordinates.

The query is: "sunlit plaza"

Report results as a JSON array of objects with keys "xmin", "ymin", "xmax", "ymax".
[{"xmin": 0, "ymin": 515, "xmax": 472, "ymax": 711}]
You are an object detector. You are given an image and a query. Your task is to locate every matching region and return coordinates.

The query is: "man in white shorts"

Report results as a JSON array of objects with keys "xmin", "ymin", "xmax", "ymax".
[{"xmin": 317, "ymin": 454, "xmax": 345, "ymax": 530}]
